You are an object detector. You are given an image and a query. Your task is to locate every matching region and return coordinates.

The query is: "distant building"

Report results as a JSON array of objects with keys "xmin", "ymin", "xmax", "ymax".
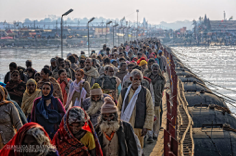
[{"xmin": 209, "ymin": 20, "xmax": 236, "ymax": 32}]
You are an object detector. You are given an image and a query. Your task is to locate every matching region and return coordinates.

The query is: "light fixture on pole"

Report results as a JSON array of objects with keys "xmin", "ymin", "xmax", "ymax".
[
  {"xmin": 61, "ymin": 9, "xmax": 73, "ymax": 58},
  {"xmin": 136, "ymin": 9, "xmax": 139, "ymax": 39},
  {"xmin": 113, "ymin": 24, "xmax": 119, "ymax": 47},
  {"xmin": 118, "ymin": 27, "xmax": 123, "ymax": 46},
  {"xmin": 123, "ymin": 26, "xmax": 126, "ymax": 43},
  {"xmin": 87, "ymin": 17, "xmax": 95, "ymax": 56},
  {"xmin": 105, "ymin": 21, "xmax": 112, "ymax": 45},
  {"xmin": 120, "ymin": 17, "xmax": 125, "ymax": 25},
  {"xmin": 127, "ymin": 26, "xmax": 131, "ymax": 41}
]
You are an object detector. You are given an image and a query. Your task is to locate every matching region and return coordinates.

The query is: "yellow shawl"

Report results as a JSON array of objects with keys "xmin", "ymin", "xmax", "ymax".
[{"xmin": 21, "ymin": 79, "xmax": 41, "ymax": 117}]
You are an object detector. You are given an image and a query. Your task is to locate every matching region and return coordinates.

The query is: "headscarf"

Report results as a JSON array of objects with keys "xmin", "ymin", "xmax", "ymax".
[
  {"xmin": 149, "ymin": 52, "xmax": 156, "ymax": 59},
  {"xmin": 21, "ymin": 79, "xmax": 41, "ymax": 116},
  {"xmin": 80, "ymin": 54, "xmax": 86, "ymax": 60},
  {"xmin": 52, "ymin": 106, "xmax": 103, "ymax": 156},
  {"xmin": 68, "ymin": 107, "xmax": 86, "ymax": 124},
  {"xmin": 0, "ymin": 82, "xmax": 6, "ymax": 88},
  {"xmin": 139, "ymin": 60, "xmax": 147, "ymax": 66},
  {"xmin": 0, "ymin": 122, "xmax": 57, "ymax": 156},
  {"xmin": 36, "ymin": 83, "xmax": 54, "ymax": 120},
  {"xmin": 137, "ymin": 57, "xmax": 146, "ymax": 65},
  {"xmin": 0, "ymin": 85, "xmax": 11, "ymax": 105},
  {"xmin": 32, "ymin": 82, "xmax": 65, "ymax": 139}
]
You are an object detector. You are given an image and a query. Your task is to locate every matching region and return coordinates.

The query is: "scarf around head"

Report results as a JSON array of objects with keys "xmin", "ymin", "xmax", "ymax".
[
  {"xmin": 52, "ymin": 106, "xmax": 103, "ymax": 156},
  {"xmin": 0, "ymin": 85, "xmax": 11, "ymax": 105},
  {"xmin": 36, "ymin": 83, "xmax": 58, "ymax": 120},
  {"xmin": 0, "ymin": 122, "xmax": 55, "ymax": 156},
  {"xmin": 21, "ymin": 79, "xmax": 41, "ymax": 115}
]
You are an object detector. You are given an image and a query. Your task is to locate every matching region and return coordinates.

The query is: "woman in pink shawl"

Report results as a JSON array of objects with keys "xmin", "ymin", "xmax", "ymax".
[{"xmin": 65, "ymin": 69, "xmax": 90, "ymax": 110}]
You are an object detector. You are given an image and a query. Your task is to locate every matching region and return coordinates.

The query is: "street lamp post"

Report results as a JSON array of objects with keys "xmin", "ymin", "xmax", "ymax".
[
  {"xmin": 123, "ymin": 27, "xmax": 126, "ymax": 43},
  {"xmin": 105, "ymin": 21, "xmax": 112, "ymax": 45},
  {"xmin": 136, "ymin": 9, "xmax": 139, "ymax": 39},
  {"xmin": 113, "ymin": 24, "xmax": 119, "ymax": 47},
  {"xmin": 87, "ymin": 17, "xmax": 95, "ymax": 56},
  {"xmin": 118, "ymin": 27, "xmax": 123, "ymax": 46},
  {"xmin": 127, "ymin": 27, "xmax": 131, "ymax": 41},
  {"xmin": 61, "ymin": 9, "xmax": 73, "ymax": 58}
]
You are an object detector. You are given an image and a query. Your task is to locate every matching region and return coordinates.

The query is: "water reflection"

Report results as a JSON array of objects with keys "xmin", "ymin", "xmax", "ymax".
[{"xmin": 173, "ymin": 46, "xmax": 236, "ymax": 113}]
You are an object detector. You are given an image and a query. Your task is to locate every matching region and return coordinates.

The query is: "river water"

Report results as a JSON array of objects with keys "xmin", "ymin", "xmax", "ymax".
[
  {"xmin": 0, "ymin": 47, "xmax": 98, "ymax": 81},
  {"xmin": 1, "ymin": 46, "xmax": 236, "ymax": 113},
  {"xmin": 173, "ymin": 46, "xmax": 236, "ymax": 113}
]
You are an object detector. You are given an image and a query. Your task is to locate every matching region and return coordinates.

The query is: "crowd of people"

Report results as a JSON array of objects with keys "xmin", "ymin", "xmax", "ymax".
[{"xmin": 0, "ymin": 38, "xmax": 168, "ymax": 156}]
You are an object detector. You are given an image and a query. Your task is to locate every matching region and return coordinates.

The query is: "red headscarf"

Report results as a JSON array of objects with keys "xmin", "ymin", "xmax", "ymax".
[
  {"xmin": 149, "ymin": 52, "xmax": 156, "ymax": 59},
  {"xmin": 137, "ymin": 57, "xmax": 146, "ymax": 65},
  {"xmin": 0, "ymin": 122, "xmax": 52, "ymax": 156},
  {"xmin": 52, "ymin": 106, "xmax": 103, "ymax": 156}
]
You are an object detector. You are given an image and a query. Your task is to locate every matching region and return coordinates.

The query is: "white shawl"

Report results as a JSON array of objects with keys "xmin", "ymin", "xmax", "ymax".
[{"xmin": 121, "ymin": 84, "xmax": 142, "ymax": 122}]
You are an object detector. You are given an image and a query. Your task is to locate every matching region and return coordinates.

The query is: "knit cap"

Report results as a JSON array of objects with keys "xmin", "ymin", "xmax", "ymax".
[
  {"xmin": 101, "ymin": 97, "xmax": 118, "ymax": 114},
  {"xmin": 90, "ymin": 83, "xmax": 103, "ymax": 95}
]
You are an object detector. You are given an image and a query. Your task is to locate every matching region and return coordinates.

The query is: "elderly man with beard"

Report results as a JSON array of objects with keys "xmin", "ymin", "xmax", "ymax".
[
  {"xmin": 117, "ymin": 69, "xmax": 154, "ymax": 154},
  {"xmin": 146, "ymin": 63, "xmax": 166, "ymax": 142},
  {"xmin": 82, "ymin": 83, "xmax": 111, "ymax": 125},
  {"xmin": 95, "ymin": 97, "xmax": 139, "ymax": 156},
  {"xmin": 52, "ymin": 57, "xmax": 72, "ymax": 80},
  {"xmin": 122, "ymin": 66, "xmax": 151, "ymax": 90},
  {"xmin": 96, "ymin": 65, "xmax": 121, "ymax": 101},
  {"xmin": 83, "ymin": 58, "xmax": 100, "ymax": 87}
]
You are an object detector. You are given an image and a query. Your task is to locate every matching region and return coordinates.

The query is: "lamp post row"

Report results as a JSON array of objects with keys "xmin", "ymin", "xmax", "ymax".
[{"xmin": 61, "ymin": 9, "xmax": 141, "ymax": 57}]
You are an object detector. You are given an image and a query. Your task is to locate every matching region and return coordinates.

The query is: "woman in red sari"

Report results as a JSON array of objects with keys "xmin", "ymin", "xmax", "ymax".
[
  {"xmin": 52, "ymin": 106, "xmax": 103, "ymax": 156},
  {"xmin": 0, "ymin": 122, "xmax": 58, "ymax": 156}
]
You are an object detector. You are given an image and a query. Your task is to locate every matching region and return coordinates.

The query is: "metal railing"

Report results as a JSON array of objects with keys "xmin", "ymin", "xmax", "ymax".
[{"xmin": 163, "ymin": 47, "xmax": 179, "ymax": 156}]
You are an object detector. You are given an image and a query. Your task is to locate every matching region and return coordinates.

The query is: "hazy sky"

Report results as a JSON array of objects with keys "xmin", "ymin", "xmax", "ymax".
[{"xmin": 0, "ymin": 0, "xmax": 236, "ymax": 24}]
